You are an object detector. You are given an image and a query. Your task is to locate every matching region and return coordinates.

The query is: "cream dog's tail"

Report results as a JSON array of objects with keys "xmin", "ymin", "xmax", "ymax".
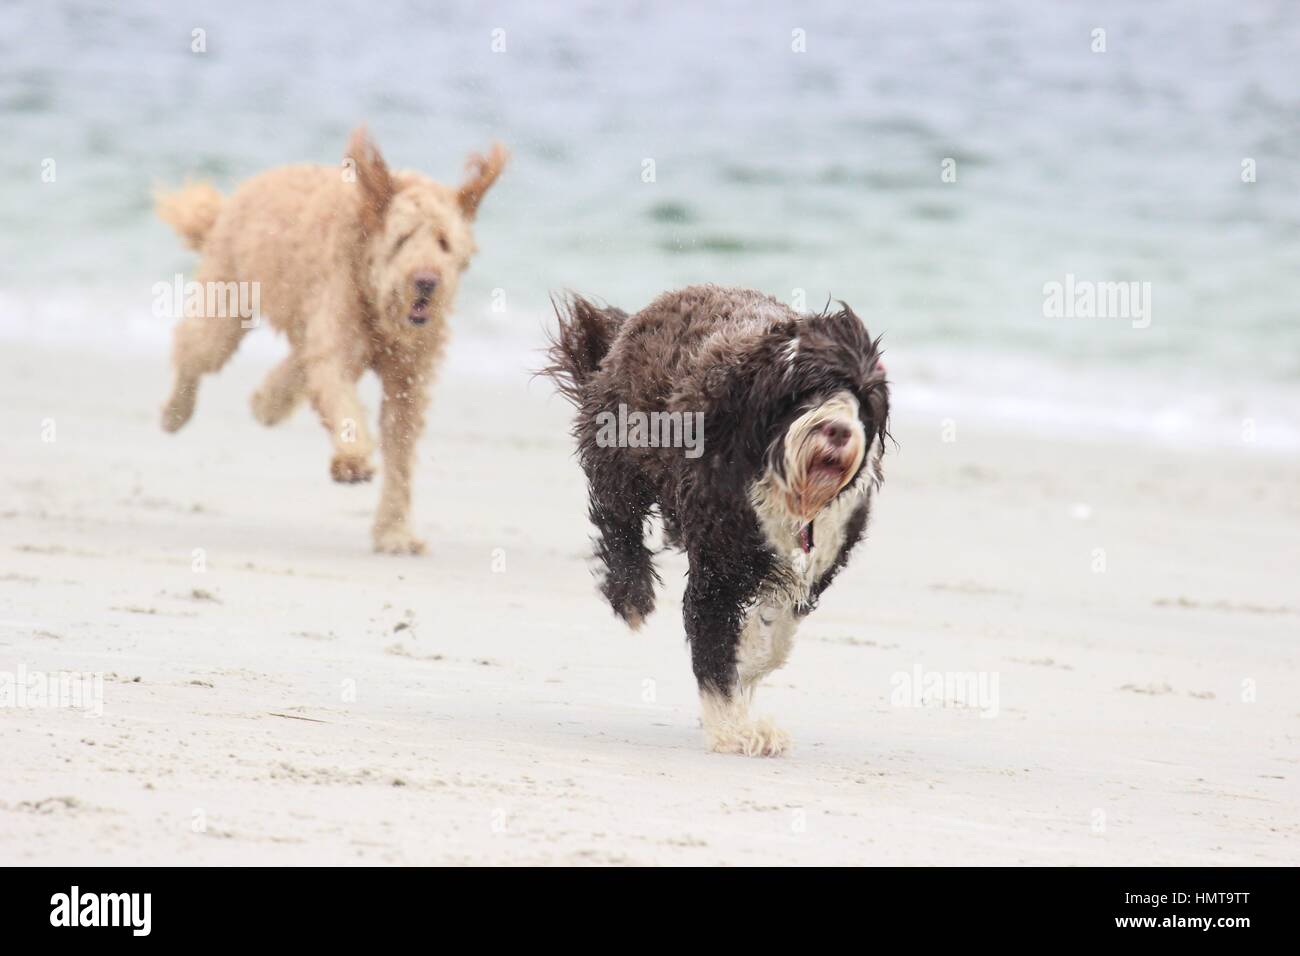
[{"xmin": 155, "ymin": 182, "xmax": 223, "ymax": 251}]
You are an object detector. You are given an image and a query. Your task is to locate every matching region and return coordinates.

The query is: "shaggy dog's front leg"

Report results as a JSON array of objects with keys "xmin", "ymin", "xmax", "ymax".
[
  {"xmin": 372, "ymin": 358, "xmax": 430, "ymax": 555},
  {"xmin": 684, "ymin": 555, "xmax": 790, "ymax": 757},
  {"xmin": 577, "ymin": 443, "xmax": 659, "ymax": 626},
  {"xmin": 587, "ymin": 497, "xmax": 657, "ymax": 630}
]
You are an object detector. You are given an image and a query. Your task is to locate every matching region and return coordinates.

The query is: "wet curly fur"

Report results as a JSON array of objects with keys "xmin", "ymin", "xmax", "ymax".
[
  {"xmin": 546, "ymin": 285, "xmax": 890, "ymax": 755},
  {"xmin": 156, "ymin": 126, "xmax": 506, "ymax": 553}
]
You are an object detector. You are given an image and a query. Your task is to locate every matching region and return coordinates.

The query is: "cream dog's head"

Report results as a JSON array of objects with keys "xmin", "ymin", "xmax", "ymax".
[{"xmin": 345, "ymin": 126, "xmax": 506, "ymax": 340}]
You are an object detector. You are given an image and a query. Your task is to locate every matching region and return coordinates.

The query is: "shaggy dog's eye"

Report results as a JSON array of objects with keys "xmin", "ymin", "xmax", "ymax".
[
  {"xmin": 437, "ymin": 233, "xmax": 451, "ymax": 253},
  {"xmin": 391, "ymin": 230, "xmax": 415, "ymax": 256}
]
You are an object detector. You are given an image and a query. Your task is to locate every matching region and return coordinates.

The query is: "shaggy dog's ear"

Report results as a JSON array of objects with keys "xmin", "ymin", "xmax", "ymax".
[
  {"xmin": 675, "ymin": 324, "xmax": 798, "ymax": 488},
  {"xmin": 457, "ymin": 143, "xmax": 508, "ymax": 219},
  {"xmin": 802, "ymin": 302, "xmax": 890, "ymax": 443},
  {"xmin": 344, "ymin": 125, "xmax": 394, "ymax": 233},
  {"xmin": 801, "ymin": 303, "xmax": 885, "ymax": 390}
]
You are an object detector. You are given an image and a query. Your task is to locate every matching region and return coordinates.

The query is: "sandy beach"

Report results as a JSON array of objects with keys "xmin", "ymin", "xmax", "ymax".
[{"xmin": 0, "ymin": 342, "xmax": 1295, "ymax": 866}]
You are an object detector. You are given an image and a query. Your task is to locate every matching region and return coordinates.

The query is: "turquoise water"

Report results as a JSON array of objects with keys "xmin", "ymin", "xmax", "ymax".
[{"xmin": 3, "ymin": 0, "xmax": 1298, "ymax": 447}]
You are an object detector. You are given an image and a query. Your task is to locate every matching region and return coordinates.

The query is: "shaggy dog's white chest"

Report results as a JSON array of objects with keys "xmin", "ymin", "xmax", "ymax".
[
  {"xmin": 735, "ymin": 471, "xmax": 872, "ymax": 688},
  {"xmin": 750, "ymin": 470, "xmax": 871, "ymax": 607}
]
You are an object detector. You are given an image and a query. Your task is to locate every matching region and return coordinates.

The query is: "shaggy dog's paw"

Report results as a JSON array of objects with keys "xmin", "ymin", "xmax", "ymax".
[
  {"xmin": 601, "ymin": 569, "xmax": 656, "ymax": 631},
  {"xmin": 707, "ymin": 718, "xmax": 791, "ymax": 758},
  {"xmin": 373, "ymin": 525, "xmax": 427, "ymax": 555},
  {"xmin": 330, "ymin": 453, "xmax": 375, "ymax": 484},
  {"xmin": 161, "ymin": 391, "xmax": 196, "ymax": 433},
  {"xmin": 615, "ymin": 594, "xmax": 655, "ymax": 631}
]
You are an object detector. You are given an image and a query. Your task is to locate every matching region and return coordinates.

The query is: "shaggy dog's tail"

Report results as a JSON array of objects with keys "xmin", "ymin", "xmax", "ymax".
[
  {"xmin": 155, "ymin": 182, "xmax": 223, "ymax": 251},
  {"xmin": 543, "ymin": 295, "xmax": 627, "ymax": 405}
]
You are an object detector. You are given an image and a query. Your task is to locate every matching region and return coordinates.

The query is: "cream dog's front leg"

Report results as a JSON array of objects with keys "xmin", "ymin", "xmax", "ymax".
[
  {"xmin": 303, "ymin": 351, "xmax": 375, "ymax": 484},
  {"xmin": 371, "ymin": 357, "xmax": 430, "ymax": 554}
]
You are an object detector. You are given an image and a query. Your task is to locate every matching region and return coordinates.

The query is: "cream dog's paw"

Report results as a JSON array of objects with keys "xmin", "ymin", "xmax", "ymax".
[
  {"xmin": 330, "ymin": 453, "xmax": 374, "ymax": 484},
  {"xmin": 161, "ymin": 390, "xmax": 196, "ymax": 433},
  {"xmin": 706, "ymin": 717, "xmax": 791, "ymax": 758},
  {"xmin": 373, "ymin": 524, "xmax": 427, "ymax": 555}
]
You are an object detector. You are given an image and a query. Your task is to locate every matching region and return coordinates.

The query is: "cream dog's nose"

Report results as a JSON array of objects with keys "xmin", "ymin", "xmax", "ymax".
[{"xmin": 412, "ymin": 271, "xmax": 439, "ymax": 297}]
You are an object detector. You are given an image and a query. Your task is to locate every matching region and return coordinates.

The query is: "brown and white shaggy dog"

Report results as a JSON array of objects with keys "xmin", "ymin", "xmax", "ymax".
[
  {"xmin": 547, "ymin": 286, "xmax": 890, "ymax": 756},
  {"xmin": 156, "ymin": 127, "xmax": 506, "ymax": 553}
]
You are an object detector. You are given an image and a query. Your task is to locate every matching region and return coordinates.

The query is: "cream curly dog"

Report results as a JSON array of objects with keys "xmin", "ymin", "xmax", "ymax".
[{"xmin": 156, "ymin": 127, "xmax": 506, "ymax": 553}]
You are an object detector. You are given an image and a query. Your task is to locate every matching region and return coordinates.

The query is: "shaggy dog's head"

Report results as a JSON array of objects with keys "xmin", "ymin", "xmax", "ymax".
[
  {"xmin": 345, "ymin": 127, "xmax": 506, "ymax": 339},
  {"xmin": 777, "ymin": 389, "xmax": 867, "ymax": 522},
  {"xmin": 685, "ymin": 303, "xmax": 889, "ymax": 541}
]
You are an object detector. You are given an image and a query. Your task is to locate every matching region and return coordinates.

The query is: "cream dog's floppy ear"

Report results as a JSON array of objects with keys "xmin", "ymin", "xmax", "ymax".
[
  {"xmin": 457, "ymin": 143, "xmax": 508, "ymax": 219},
  {"xmin": 344, "ymin": 125, "xmax": 394, "ymax": 233}
]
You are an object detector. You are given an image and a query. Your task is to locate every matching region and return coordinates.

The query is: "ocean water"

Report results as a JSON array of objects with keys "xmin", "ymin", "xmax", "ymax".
[{"xmin": 3, "ymin": 0, "xmax": 1298, "ymax": 449}]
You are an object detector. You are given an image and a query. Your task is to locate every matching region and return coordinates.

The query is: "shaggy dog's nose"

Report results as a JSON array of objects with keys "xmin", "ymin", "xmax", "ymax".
[
  {"xmin": 822, "ymin": 421, "xmax": 852, "ymax": 448},
  {"xmin": 412, "ymin": 271, "xmax": 439, "ymax": 297}
]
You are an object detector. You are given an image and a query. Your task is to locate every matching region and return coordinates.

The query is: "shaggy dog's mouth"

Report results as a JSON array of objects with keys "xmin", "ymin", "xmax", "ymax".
[
  {"xmin": 808, "ymin": 449, "xmax": 848, "ymax": 483},
  {"xmin": 408, "ymin": 298, "xmax": 431, "ymax": 325},
  {"xmin": 801, "ymin": 445, "xmax": 856, "ymax": 496},
  {"xmin": 798, "ymin": 521, "xmax": 815, "ymax": 553},
  {"xmin": 792, "ymin": 448, "xmax": 856, "ymax": 528},
  {"xmin": 780, "ymin": 397, "xmax": 867, "ymax": 527},
  {"xmin": 786, "ymin": 446, "xmax": 859, "ymax": 526}
]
